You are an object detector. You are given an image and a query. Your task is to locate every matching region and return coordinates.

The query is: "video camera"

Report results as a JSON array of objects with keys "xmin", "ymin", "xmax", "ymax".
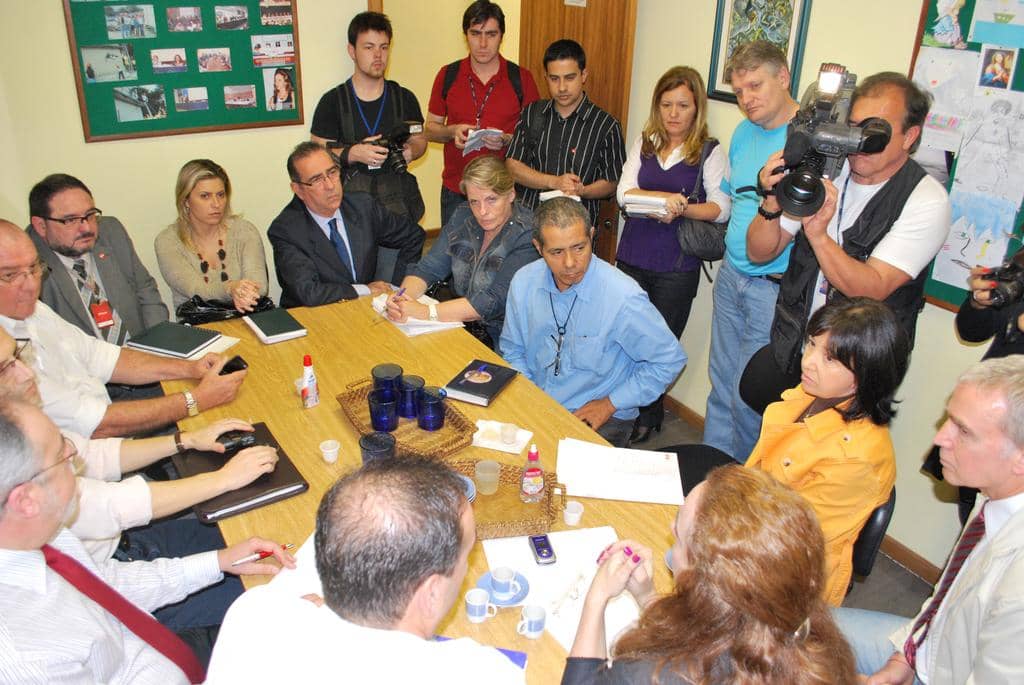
[{"xmin": 774, "ymin": 63, "xmax": 892, "ymax": 217}]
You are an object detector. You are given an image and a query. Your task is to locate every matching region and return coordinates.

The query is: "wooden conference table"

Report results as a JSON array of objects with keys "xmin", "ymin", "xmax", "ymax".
[{"xmin": 164, "ymin": 298, "xmax": 676, "ymax": 683}]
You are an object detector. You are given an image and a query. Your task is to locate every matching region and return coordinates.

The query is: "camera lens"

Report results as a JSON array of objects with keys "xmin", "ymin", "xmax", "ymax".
[{"xmin": 777, "ymin": 168, "xmax": 826, "ymax": 217}]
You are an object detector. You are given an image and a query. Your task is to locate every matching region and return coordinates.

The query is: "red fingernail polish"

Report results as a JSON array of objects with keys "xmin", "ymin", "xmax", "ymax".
[
  {"xmin": 623, "ymin": 546, "xmax": 632, "ymax": 556},
  {"xmin": 632, "ymin": 554, "xmax": 640, "ymax": 563}
]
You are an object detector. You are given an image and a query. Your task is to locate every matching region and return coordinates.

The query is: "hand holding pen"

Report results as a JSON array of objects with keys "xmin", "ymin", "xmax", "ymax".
[{"xmin": 218, "ymin": 538, "xmax": 297, "ymax": 576}]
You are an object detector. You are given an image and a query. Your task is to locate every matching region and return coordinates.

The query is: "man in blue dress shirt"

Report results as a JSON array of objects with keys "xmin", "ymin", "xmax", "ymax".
[{"xmin": 500, "ymin": 197, "xmax": 686, "ymax": 447}]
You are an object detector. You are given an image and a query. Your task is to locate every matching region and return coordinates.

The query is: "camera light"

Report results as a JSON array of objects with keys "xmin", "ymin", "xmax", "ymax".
[{"xmin": 818, "ymin": 71, "xmax": 843, "ymax": 95}]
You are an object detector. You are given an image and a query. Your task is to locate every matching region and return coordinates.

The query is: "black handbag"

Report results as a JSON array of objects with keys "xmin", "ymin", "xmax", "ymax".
[
  {"xmin": 175, "ymin": 294, "xmax": 275, "ymax": 325},
  {"xmin": 676, "ymin": 138, "xmax": 727, "ymax": 262}
]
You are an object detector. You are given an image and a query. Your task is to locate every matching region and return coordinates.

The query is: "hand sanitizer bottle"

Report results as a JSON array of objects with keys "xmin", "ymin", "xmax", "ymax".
[
  {"xmin": 301, "ymin": 354, "xmax": 319, "ymax": 408},
  {"xmin": 520, "ymin": 444, "xmax": 544, "ymax": 503}
]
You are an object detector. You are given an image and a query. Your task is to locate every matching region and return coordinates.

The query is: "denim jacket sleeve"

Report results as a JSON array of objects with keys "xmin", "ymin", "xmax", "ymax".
[{"xmin": 409, "ymin": 223, "xmax": 454, "ymax": 285}]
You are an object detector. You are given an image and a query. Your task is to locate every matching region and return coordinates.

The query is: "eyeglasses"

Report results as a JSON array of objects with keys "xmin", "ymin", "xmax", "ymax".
[
  {"xmin": 0, "ymin": 339, "xmax": 34, "ymax": 376},
  {"xmin": 296, "ymin": 166, "xmax": 341, "ymax": 188},
  {"xmin": 22, "ymin": 437, "xmax": 83, "ymax": 484},
  {"xmin": 0, "ymin": 260, "xmax": 48, "ymax": 286},
  {"xmin": 547, "ymin": 332, "xmax": 566, "ymax": 376},
  {"xmin": 42, "ymin": 209, "xmax": 103, "ymax": 227}
]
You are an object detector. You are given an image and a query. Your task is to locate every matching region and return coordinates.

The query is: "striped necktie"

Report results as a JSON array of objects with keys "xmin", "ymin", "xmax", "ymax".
[
  {"xmin": 72, "ymin": 258, "xmax": 122, "ymax": 343},
  {"xmin": 903, "ymin": 503, "xmax": 987, "ymax": 669}
]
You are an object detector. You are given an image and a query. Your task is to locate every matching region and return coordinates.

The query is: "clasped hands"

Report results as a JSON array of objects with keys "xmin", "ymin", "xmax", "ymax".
[
  {"xmin": 586, "ymin": 539, "xmax": 656, "ymax": 609},
  {"xmin": 227, "ymin": 278, "xmax": 261, "ymax": 312}
]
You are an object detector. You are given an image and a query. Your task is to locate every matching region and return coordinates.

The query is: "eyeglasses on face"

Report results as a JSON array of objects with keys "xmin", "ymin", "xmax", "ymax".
[
  {"xmin": 0, "ymin": 260, "xmax": 48, "ymax": 286},
  {"xmin": 42, "ymin": 209, "xmax": 103, "ymax": 227},
  {"xmin": 22, "ymin": 436, "xmax": 83, "ymax": 484},
  {"xmin": 0, "ymin": 339, "xmax": 33, "ymax": 376},
  {"xmin": 296, "ymin": 165, "xmax": 341, "ymax": 188}
]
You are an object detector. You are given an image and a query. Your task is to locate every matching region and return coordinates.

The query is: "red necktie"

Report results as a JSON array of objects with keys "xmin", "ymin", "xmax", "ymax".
[
  {"xmin": 903, "ymin": 504, "xmax": 987, "ymax": 670},
  {"xmin": 42, "ymin": 543, "xmax": 206, "ymax": 684}
]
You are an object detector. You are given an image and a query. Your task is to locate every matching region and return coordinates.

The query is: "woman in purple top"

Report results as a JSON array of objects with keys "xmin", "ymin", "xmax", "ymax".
[{"xmin": 616, "ymin": 66, "xmax": 731, "ymax": 443}]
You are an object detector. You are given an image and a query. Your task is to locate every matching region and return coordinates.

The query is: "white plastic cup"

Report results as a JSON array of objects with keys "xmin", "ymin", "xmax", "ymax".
[
  {"xmin": 319, "ymin": 439, "xmax": 340, "ymax": 464},
  {"xmin": 516, "ymin": 605, "xmax": 546, "ymax": 639},
  {"xmin": 500, "ymin": 422, "xmax": 518, "ymax": 444},
  {"xmin": 563, "ymin": 500, "xmax": 584, "ymax": 526},
  {"xmin": 474, "ymin": 460, "xmax": 500, "ymax": 495},
  {"xmin": 465, "ymin": 588, "xmax": 497, "ymax": 623}
]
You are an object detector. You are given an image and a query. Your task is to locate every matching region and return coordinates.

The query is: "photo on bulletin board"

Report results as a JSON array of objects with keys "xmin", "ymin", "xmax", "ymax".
[
  {"xmin": 910, "ymin": 0, "xmax": 1024, "ymax": 311},
  {"xmin": 706, "ymin": 0, "xmax": 813, "ymax": 103},
  {"xmin": 63, "ymin": 0, "xmax": 302, "ymax": 142}
]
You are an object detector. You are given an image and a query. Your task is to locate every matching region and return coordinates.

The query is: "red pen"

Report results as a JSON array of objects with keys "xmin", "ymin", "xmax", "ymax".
[{"xmin": 231, "ymin": 543, "xmax": 294, "ymax": 567}]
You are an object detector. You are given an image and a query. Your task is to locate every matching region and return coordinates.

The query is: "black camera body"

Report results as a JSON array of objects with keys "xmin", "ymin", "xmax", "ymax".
[
  {"xmin": 775, "ymin": 63, "xmax": 892, "ymax": 217},
  {"xmin": 987, "ymin": 256, "xmax": 1024, "ymax": 308},
  {"xmin": 375, "ymin": 122, "xmax": 414, "ymax": 174}
]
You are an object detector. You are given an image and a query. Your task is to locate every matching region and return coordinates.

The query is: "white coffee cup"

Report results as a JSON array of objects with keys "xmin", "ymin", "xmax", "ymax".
[
  {"xmin": 490, "ymin": 566, "xmax": 521, "ymax": 598},
  {"xmin": 564, "ymin": 500, "xmax": 584, "ymax": 526},
  {"xmin": 319, "ymin": 439, "xmax": 340, "ymax": 464},
  {"xmin": 465, "ymin": 588, "xmax": 498, "ymax": 623},
  {"xmin": 516, "ymin": 605, "xmax": 546, "ymax": 639}
]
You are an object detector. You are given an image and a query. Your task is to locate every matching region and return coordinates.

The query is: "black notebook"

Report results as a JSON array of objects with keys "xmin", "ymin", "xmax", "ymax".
[
  {"xmin": 243, "ymin": 308, "xmax": 307, "ymax": 344},
  {"xmin": 171, "ymin": 422, "xmax": 309, "ymax": 523},
  {"xmin": 125, "ymin": 321, "xmax": 221, "ymax": 358},
  {"xmin": 443, "ymin": 360, "xmax": 518, "ymax": 406}
]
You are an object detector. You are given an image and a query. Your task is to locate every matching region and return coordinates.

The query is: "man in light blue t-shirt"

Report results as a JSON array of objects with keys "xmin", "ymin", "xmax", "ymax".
[{"xmin": 703, "ymin": 41, "xmax": 799, "ymax": 461}]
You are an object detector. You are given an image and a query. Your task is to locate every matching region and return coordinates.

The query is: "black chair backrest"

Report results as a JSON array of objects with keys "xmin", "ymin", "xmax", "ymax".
[{"xmin": 852, "ymin": 487, "xmax": 896, "ymax": 577}]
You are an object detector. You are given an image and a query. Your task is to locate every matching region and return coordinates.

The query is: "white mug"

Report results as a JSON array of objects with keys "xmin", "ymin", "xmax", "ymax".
[
  {"xmin": 516, "ymin": 605, "xmax": 546, "ymax": 639},
  {"xmin": 465, "ymin": 588, "xmax": 497, "ymax": 624},
  {"xmin": 490, "ymin": 567, "xmax": 521, "ymax": 598}
]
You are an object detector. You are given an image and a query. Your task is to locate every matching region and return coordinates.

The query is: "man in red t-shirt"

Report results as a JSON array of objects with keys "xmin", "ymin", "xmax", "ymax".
[{"xmin": 425, "ymin": 0, "xmax": 539, "ymax": 226}]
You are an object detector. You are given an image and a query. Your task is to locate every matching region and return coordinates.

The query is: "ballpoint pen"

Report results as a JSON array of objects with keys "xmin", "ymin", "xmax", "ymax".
[{"xmin": 231, "ymin": 543, "xmax": 294, "ymax": 566}]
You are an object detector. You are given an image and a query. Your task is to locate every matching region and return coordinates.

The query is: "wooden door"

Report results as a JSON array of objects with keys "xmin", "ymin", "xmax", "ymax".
[{"xmin": 519, "ymin": 0, "xmax": 638, "ymax": 262}]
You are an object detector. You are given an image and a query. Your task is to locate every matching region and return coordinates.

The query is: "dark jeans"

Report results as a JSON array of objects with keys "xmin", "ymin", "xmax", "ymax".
[
  {"xmin": 597, "ymin": 416, "xmax": 635, "ymax": 448},
  {"xmin": 617, "ymin": 261, "xmax": 700, "ymax": 428},
  {"xmin": 440, "ymin": 186, "xmax": 467, "ymax": 228},
  {"xmin": 106, "ymin": 381, "xmax": 164, "ymax": 403},
  {"xmin": 113, "ymin": 516, "xmax": 242, "ymax": 633}
]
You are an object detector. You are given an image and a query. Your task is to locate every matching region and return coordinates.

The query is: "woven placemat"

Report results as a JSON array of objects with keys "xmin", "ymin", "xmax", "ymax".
[
  {"xmin": 444, "ymin": 457, "xmax": 566, "ymax": 539},
  {"xmin": 336, "ymin": 380, "xmax": 474, "ymax": 460}
]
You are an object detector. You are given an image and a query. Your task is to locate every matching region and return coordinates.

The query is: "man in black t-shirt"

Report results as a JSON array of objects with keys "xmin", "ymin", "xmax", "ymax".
[{"xmin": 311, "ymin": 11, "xmax": 427, "ymax": 221}]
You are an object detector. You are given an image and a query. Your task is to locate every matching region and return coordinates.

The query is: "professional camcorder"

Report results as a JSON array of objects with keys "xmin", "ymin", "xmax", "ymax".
[
  {"xmin": 774, "ymin": 63, "xmax": 892, "ymax": 217},
  {"xmin": 986, "ymin": 251, "xmax": 1024, "ymax": 308}
]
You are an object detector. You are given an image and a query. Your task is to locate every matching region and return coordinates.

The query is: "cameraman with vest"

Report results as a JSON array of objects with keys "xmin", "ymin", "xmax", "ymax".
[
  {"xmin": 742, "ymin": 72, "xmax": 950, "ymax": 412},
  {"xmin": 311, "ymin": 12, "xmax": 427, "ymax": 223}
]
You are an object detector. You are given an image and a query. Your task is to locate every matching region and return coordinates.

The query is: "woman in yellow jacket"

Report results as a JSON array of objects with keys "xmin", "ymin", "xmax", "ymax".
[{"xmin": 746, "ymin": 298, "xmax": 910, "ymax": 606}]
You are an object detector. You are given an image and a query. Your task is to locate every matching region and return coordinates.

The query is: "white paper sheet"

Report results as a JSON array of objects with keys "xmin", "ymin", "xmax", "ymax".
[
  {"xmin": 371, "ymin": 293, "xmax": 464, "ymax": 337},
  {"xmin": 463, "ymin": 128, "xmax": 505, "ymax": 155},
  {"xmin": 481, "ymin": 526, "xmax": 640, "ymax": 654},
  {"xmin": 556, "ymin": 437, "xmax": 683, "ymax": 505}
]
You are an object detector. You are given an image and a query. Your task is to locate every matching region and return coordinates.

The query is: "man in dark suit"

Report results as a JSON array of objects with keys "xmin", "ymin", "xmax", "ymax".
[
  {"xmin": 27, "ymin": 174, "xmax": 168, "ymax": 345},
  {"xmin": 268, "ymin": 142, "xmax": 425, "ymax": 308}
]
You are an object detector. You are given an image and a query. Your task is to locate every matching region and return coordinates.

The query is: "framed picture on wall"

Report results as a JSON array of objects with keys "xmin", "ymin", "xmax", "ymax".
[{"xmin": 707, "ymin": 0, "xmax": 813, "ymax": 104}]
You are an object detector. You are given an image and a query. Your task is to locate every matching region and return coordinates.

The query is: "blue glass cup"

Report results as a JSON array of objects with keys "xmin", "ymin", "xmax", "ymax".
[
  {"xmin": 368, "ymin": 388, "xmax": 399, "ymax": 432},
  {"xmin": 371, "ymin": 363, "xmax": 403, "ymax": 402},
  {"xmin": 359, "ymin": 432, "xmax": 396, "ymax": 463},
  {"xmin": 417, "ymin": 386, "xmax": 447, "ymax": 431},
  {"xmin": 398, "ymin": 375, "xmax": 425, "ymax": 418}
]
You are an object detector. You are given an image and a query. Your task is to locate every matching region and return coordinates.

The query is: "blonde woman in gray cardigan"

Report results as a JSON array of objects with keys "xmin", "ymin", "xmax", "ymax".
[{"xmin": 156, "ymin": 159, "xmax": 269, "ymax": 312}]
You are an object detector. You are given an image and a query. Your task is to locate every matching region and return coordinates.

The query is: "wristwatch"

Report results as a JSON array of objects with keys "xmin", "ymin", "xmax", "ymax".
[
  {"xmin": 182, "ymin": 390, "xmax": 199, "ymax": 417},
  {"xmin": 758, "ymin": 204, "xmax": 783, "ymax": 220},
  {"xmin": 428, "ymin": 303, "xmax": 439, "ymax": 322}
]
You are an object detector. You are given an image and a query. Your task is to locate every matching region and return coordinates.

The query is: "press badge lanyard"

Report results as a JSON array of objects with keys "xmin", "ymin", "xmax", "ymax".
[
  {"xmin": 834, "ymin": 174, "xmax": 853, "ymax": 248},
  {"xmin": 72, "ymin": 262, "xmax": 115, "ymax": 330},
  {"xmin": 348, "ymin": 79, "xmax": 388, "ymax": 136},
  {"xmin": 468, "ymin": 76, "xmax": 498, "ymax": 127}
]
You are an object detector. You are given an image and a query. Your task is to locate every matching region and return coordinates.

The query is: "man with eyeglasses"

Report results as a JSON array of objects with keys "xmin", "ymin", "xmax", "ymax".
[
  {"xmin": 28, "ymin": 173, "xmax": 168, "ymax": 346},
  {"xmin": 268, "ymin": 141, "xmax": 425, "ymax": 307},
  {"xmin": 500, "ymin": 197, "xmax": 686, "ymax": 447},
  {"xmin": 0, "ymin": 220, "xmax": 246, "ymax": 438},
  {"xmin": 0, "ymin": 399, "xmax": 296, "ymax": 683}
]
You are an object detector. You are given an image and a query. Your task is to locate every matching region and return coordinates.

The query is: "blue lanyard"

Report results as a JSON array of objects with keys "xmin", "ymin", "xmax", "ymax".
[{"xmin": 348, "ymin": 80, "xmax": 388, "ymax": 136}]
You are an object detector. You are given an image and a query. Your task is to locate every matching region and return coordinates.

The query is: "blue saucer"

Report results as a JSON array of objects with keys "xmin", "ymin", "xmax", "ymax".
[
  {"xmin": 476, "ymin": 571, "xmax": 530, "ymax": 606},
  {"xmin": 457, "ymin": 474, "xmax": 476, "ymax": 503}
]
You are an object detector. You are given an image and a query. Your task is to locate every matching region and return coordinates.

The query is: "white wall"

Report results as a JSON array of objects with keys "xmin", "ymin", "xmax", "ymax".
[{"xmin": 628, "ymin": 0, "xmax": 982, "ymax": 568}]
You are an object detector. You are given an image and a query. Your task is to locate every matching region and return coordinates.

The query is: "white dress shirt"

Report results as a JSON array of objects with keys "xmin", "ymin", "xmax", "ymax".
[
  {"xmin": 0, "ymin": 301, "xmax": 120, "ymax": 436},
  {"xmin": 0, "ymin": 528, "xmax": 222, "ymax": 684}
]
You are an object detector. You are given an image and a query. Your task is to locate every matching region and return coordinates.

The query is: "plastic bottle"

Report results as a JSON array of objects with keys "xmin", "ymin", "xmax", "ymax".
[
  {"xmin": 300, "ymin": 354, "xmax": 319, "ymax": 408},
  {"xmin": 520, "ymin": 444, "xmax": 544, "ymax": 503}
]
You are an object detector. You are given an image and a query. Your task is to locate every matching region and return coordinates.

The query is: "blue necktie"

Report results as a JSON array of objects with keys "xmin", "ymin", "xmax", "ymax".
[{"xmin": 328, "ymin": 218, "xmax": 356, "ymax": 280}]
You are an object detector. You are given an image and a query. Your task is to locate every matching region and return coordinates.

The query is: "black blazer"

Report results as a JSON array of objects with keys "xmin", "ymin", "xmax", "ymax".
[{"xmin": 267, "ymin": 191, "xmax": 425, "ymax": 308}]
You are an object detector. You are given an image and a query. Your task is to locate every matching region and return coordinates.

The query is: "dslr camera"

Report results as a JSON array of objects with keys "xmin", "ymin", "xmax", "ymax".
[
  {"xmin": 774, "ymin": 63, "xmax": 892, "ymax": 217},
  {"xmin": 374, "ymin": 121, "xmax": 418, "ymax": 174},
  {"xmin": 986, "ymin": 251, "xmax": 1024, "ymax": 308}
]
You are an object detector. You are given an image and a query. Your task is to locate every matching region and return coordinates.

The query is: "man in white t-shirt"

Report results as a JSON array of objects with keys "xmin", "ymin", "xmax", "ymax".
[
  {"xmin": 206, "ymin": 458, "xmax": 524, "ymax": 684},
  {"xmin": 743, "ymin": 72, "xmax": 951, "ymax": 410}
]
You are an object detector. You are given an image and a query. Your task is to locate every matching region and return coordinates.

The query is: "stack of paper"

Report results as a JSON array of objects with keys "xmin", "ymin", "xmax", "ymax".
[
  {"xmin": 538, "ymin": 190, "xmax": 581, "ymax": 203},
  {"xmin": 556, "ymin": 437, "xmax": 683, "ymax": 505},
  {"xmin": 622, "ymin": 194, "xmax": 669, "ymax": 218},
  {"xmin": 463, "ymin": 128, "xmax": 505, "ymax": 155},
  {"xmin": 371, "ymin": 293, "xmax": 463, "ymax": 337},
  {"xmin": 481, "ymin": 526, "xmax": 640, "ymax": 653}
]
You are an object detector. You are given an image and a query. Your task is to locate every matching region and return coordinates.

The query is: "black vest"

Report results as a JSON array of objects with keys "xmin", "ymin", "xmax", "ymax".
[{"xmin": 770, "ymin": 159, "xmax": 930, "ymax": 373}]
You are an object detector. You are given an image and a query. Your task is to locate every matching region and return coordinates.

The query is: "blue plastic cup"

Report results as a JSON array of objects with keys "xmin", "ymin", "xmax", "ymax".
[
  {"xmin": 398, "ymin": 375, "xmax": 425, "ymax": 418},
  {"xmin": 368, "ymin": 388, "xmax": 399, "ymax": 432},
  {"xmin": 417, "ymin": 386, "xmax": 446, "ymax": 431}
]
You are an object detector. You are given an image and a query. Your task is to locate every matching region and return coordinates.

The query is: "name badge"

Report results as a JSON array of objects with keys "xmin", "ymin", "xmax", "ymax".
[{"xmin": 90, "ymin": 300, "xmax": 115, "ymax": 329}]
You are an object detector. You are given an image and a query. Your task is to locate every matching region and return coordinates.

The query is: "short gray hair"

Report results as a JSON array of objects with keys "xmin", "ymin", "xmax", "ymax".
[
  {"xmin": 957, "ymin": 357, "xmax": 1024, "ymax": 449},
  {"xmin": 0, "ymin": 401, "xmax": 39, "ymax": 511},
  {"xmin": 533, "ymin": 197, "xmax": 590, "ymax": 245}
]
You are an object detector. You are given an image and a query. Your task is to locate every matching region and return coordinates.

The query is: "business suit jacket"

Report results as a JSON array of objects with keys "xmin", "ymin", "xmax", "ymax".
[
  {"xmin": 28, "ymin": 217, "xmax": 168, "ymax": 341},
  {"xmin": 891, "ymin": 499, "xmax": 1024, "ymax": 683},
  {"xmin": 267, "ymin": 191, "xmax": 425, "ymax": 308}
]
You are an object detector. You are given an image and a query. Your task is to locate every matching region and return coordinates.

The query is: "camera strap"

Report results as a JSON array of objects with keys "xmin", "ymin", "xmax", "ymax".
[
  {"xmin": 834, "ymin": 174, "xmax": 852, "ymax": 248},
  {"xmin": 348, "ymin": 79, "xmax": 388, "ymax": 136}
]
